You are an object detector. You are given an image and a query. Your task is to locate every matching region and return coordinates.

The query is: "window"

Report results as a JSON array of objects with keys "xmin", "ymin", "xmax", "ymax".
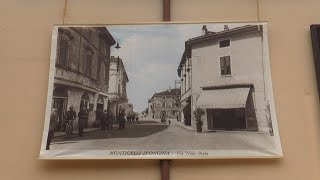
[
  {"xmin": 57, "ymin": 29, "xmax": 73, "ymax": 67},
  {"xmin": 85, "ymin": 49, "xmax": 93, "ymax": 77},
  {"xmin": 220, "ymin": 56, "xmax": 231, "ymax": 76},
  {"xmin": 58, "ymin": 37, "xmax": 68, "ymax": 67},
  {"xmin": 162, "ymin": 102, "xmax": 166, "ymax": 108},
  {"xmin": 97, "ymin": 57, "xmax": 102, "ymax": 81},
  {"xmin": 105, "ymin": 63, "xmax": 109, "ymax": 85},
  {"xmin": 219, "ymin": 39, "xmax": 230, "ymax": 48},
  {"xmin": 99, "ymin": 38, "xmax": 107, "ymax": 56},
  {"xmin": 162, "ymin": 96, "xmax": 165, "ymax": 99}
]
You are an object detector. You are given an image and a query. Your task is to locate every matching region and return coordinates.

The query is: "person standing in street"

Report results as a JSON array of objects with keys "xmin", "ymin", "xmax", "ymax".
[
  {"xmin": 78, "ymin": 106, "xmax": 87, "ymax": 137},
  {"xmin": 118, "ymin": 109, "xmax": 126, "ymax": 130},
  {"xmin": 46, "ymin": 108, "xmax": 59, "ymax": 150},
  {"xmin": 167, "ymin": 117, "xmax": 171, "ymax": 126},
  {"xmin": 100, "ymin": 110, "xmax": 107, "ymax": 130},
  {"xmin": 107, "ymin": 110, "xmax": 113, "ymax": 130}
]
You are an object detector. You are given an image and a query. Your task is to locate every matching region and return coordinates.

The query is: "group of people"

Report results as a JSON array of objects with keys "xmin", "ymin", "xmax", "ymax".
[
  {"xmin": 99, "ymin": 109, "xmax": 113, "ymax": 130},
  {"xmin": 46, "ymin": 106, "xmax": 88, "ymax": 150},
  {"xmin": 46, "ymin": 106, "xmax": 139, "ymax": 150},
  {"xmin": 126, "ymin": 113, "xmax": 139, "ymax": 122}
]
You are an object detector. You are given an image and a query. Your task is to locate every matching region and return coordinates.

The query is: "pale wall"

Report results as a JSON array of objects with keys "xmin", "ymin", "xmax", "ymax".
[
  {"xmin": 191, "ymin": 31, "xmax": 267, "ymax": 131},
  {"xmin": 1, "ymin": 0, "xmax": 320, "ymax": 180}
]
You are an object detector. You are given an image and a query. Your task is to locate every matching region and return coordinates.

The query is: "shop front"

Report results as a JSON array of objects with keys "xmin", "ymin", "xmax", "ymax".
[{"xmin": 197, "ymin": 86, "xmax": 258, "ymax": 131}]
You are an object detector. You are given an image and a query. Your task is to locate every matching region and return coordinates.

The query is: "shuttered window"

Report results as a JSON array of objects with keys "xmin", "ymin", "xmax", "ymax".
[
  {"xmin": 58, "ymin": 37, "xmax": 68, "ymax": 67},
  {"xmin": 85, "ymin": 52, "xmax": 92, "ymax": 77},
  {"xmin": 220, "ymin": 56, "xmax": 231, "ymax": 76},
  {"xmin": 219, "ymin": 39, "xmax": 230, "ymax": 48},
  {"xmin": 97, "ymin": 57, "xmax": 102, "ymax": 81}
]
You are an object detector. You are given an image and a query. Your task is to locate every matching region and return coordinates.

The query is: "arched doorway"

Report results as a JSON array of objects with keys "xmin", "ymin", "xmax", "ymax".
[
  {"xmin": 80, "ymin": 92, "xmax": 89, "ymax": 127},
  {"xmin": 52, "ymin": 87, "xmax": 68, "ymax": 131},
  {"xmin": 95, "ymin": 95, "xmax": 104, "ymax": 127}
]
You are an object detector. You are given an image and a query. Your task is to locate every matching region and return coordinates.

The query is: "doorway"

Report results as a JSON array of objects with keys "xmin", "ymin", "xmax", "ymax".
[
  {"xmin": 207, "ymin": 108, "xmax": 246, "ymax": 131},
  {"xmin": 95, "ymin": 95, "xmax": 104, "ymax": 127},
  {"xmin": 52, "ymin": 87, "xmax": 68, "ymax": 131},
  {"xmin": 80, "ymin": 92, "xmax": 89, "ymax": 128}
]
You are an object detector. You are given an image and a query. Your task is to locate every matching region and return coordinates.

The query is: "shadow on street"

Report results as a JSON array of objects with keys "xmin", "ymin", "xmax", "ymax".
[{"xmin": 52, "ymin": 120, "xmax": 168, "ymax": 142}]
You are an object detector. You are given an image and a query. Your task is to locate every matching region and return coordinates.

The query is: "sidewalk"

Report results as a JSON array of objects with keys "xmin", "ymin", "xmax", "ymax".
[
  {"xmin": 174, "ymin": 121, "xmax": 218, "ymax": 133},
  {"xmin": 174, "ymin": 121, "xmax": 196, "ymax": 131},
  {"xmin": 54, "ymin": 128, "xmax": 99, "ymax": 137}
]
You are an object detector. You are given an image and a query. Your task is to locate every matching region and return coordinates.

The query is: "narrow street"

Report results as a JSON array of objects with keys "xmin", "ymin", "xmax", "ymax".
[{"xmin": 51, "ymin": 118, "xmax": 275, "ymax": 152}]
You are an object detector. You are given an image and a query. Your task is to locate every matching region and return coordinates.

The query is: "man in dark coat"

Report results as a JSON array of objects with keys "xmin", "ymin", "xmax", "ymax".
[
  {"xmin": 78, "ymin": 106, "xmax": 87, "ymax": 137},
  {"xmin": 65, "ymin": 106, "xmax": 76, "ymax": 133},
  {"xmin": 46, "ymin": 108, "xmax": 59, "ymax": 150},
  {"xmin": 118, "ymin": 110, "xmax": 126, "ymax": 130},
  {"xmin": 106, "ymin": 110, "xmax": 113, "ymax": 130},
  {"xmin": 100, "ymin": 110, "xmax": 107, "ymax": 130}
]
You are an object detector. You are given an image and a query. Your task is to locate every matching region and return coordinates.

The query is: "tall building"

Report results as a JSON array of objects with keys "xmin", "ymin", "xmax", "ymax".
[
  {"xmin": 107, "ymin": 56, "xmax": 130, "ymax": 117},
  {"xmin": 178, "ymin": 25, "xmax": 269, "ymax": 132},
  {"xmin": 148, "ymin": 88, "xmax": 180, "ymax": 119},
  {"xmin": 52, "ymin": 27, "xmax": 116, "ymax": 129}
]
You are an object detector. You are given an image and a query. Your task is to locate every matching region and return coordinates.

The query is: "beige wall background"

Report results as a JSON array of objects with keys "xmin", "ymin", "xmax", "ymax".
[{"xmin": 1, "ymin": 0, "xmax": 320, "ymax": 179}]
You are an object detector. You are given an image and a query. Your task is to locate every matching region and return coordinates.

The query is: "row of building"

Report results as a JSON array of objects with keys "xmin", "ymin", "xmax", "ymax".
[
  {"xmin": 52, "ymin": 27, "xmax": 131, "ymax": 130},
  {"xmin": 148, "ymin": 24, "xmax": 271, "ymax": 133}
]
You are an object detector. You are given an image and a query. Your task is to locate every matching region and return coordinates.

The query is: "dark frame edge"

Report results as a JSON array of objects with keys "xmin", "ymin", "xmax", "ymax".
[{"xmin": 310, "ymin": 24, "xmax": 320, "ymax": 99}]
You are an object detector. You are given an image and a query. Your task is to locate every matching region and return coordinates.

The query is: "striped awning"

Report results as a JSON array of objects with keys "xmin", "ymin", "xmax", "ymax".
[{"xmin": 196, "ymin": 87, "xmax": 250, "ymax": 109}]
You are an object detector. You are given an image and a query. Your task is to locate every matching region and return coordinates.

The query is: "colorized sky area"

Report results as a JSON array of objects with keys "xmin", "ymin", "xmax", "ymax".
[{"xmin": 108, "ymin": 23, "xmax": 243, "ymax": 112}]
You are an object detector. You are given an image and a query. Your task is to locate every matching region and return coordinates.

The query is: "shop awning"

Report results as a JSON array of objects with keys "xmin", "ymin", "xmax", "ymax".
[{"xmin": 196, "ymin": 87, "xmax": 250, "ymax": 109}]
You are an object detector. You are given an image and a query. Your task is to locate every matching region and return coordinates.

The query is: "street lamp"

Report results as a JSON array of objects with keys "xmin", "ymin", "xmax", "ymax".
[{"xmin": 115, "ymin": 42, "xmax": 121, "ymax": 50}]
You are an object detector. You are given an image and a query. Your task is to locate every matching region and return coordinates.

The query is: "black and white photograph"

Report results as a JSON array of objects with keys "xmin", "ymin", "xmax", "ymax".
[{"xmin": 39, "ymin": 22, "xmax": 282, "ymax": 159}]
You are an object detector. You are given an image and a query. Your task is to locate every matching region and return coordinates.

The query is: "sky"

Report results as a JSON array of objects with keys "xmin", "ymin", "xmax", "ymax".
[{"xmin": 107, "ymin": 23, "xmax": 244, "ymax": 112}]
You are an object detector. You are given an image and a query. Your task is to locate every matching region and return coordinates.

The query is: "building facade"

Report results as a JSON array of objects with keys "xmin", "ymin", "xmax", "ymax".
[
  {"xmin": 107, "ymin": 56, "xmax": 130, "ymax": 118},
  {"xmin": 52, "ymin": 27, "xmax": 116, "ymax": 130},
  {"xmin": 178, "ymin": 25, "xmax": 269, "ymax": 132},
  {"xmin": 177, "ymin": 51, "xmax": 192, "ymax": 126},
  {"xmin": 148, "ymin": 88, "xmax": 180, "ymax": 119}
]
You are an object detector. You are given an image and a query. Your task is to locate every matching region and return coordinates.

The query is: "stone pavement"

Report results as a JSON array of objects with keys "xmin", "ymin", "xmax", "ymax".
[
  {"xmin": 50, "ymin": 118, "xmax": 277, "ymax": 153},
  {"xmin": 54, "ymin": 128, "xmax": 100, "ymax": 137}
]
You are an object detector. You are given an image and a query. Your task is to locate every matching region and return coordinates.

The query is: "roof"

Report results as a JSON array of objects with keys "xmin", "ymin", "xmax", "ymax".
[
  {"xmin": 197, "ymin": 87, "xmax": 250, "ymax": 109},
  {"xmin": 95, "ymin": 27, "xmax": 116, "ymax": 46},
  {"xmin": 151, "ymin": 88, "xmax": 180, "ymax": 99},
  {"xmin": 177, "ymin": 25, "xmax": 263, "ymax": 75},
  {"xmin": 110, "ymin": 56, "xmax": 129, "ymax": 82},
  {"xmin": 186, "ymin": 25, "xmax": 262, "ymax": 47}
]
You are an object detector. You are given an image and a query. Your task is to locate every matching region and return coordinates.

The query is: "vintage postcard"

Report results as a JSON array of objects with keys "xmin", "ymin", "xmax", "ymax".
[{"xmin": 39, "ymin": 22, "xmax": 283, "ymax": 159}]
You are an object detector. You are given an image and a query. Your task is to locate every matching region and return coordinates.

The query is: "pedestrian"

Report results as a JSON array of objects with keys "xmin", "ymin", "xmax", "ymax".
[
  {"xmin": 100, "ymin": 110, "xmax": 107, "ymax": 130},
  {"xmin": 136, "ymin": 115, "xmax": 139, "ymax": 122},
  {"xmin": 118, "ymin": 109, "xmax": 126, "ymax": 130},
  {"xmin": 65, "ymin": 106, "xmax": 76, "ymax": 133},
  {"xmin": 107, "ymin": 110, "xmax": 113, "ymax": 130},
  {"xmin": 46, "ymin": 108, "xmax": 59, "ymax": 150},
  {"xmin": 168, "ymin": 117, "xmax": 171, "ymax": 126},
  {"xmin": 78, "ymin": 106, "xmax": 87, "ymax": 137}
]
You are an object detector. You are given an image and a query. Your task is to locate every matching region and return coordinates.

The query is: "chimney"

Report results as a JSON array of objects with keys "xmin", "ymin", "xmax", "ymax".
[
  {"xmin": 224, "ymin": 25, "xmax": 229, "ymax": 31},
  {"xmin": 168, "ymin": 86, "xmax": 171, "ymax": 92},
  {"xmin": 202, "ymin": 25, "xmax": 207, "ymax": 35}
]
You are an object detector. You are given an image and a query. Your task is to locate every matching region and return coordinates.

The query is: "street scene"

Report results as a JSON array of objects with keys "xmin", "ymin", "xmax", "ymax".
[
  {"xmin": 41, "ymin": 23, "xmax": 282, "ymax": 158},
  {"xmin": 51, "ymin": 118, "xmax": 274, "ymax": 151}
]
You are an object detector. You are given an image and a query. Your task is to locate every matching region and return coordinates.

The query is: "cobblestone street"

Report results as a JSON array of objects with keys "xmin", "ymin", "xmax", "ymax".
[{"xmin": 51, "ymin": 118, "xmax": 277, "ymax": 153}]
